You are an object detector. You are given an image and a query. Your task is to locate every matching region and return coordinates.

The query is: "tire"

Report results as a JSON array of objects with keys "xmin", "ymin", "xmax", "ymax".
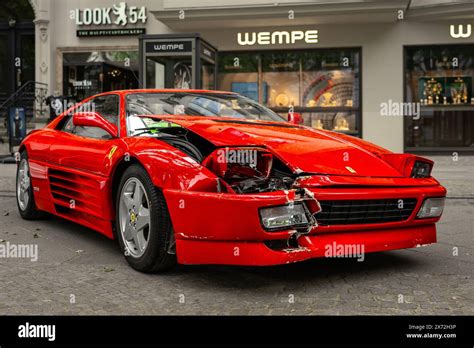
[
  {"xmin": 161, "ymin": 137, "xmax": 203, "ymax": 162},
  {"xmin": 115, "ymin": 164, "xmax": 176, "ymax": 272},
  {"xmin": 16, "ymin": 151, "xmax": 45, "ymax": 220}
]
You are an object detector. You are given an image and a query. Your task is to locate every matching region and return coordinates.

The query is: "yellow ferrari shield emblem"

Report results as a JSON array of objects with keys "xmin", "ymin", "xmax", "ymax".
[{"xmin": 108, "ymin": 146, "xmax": 118, "ymax": 160}]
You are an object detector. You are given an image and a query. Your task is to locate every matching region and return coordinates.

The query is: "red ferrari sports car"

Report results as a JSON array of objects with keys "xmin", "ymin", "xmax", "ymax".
[{"xmin": 16, "ymin": 89, "xmax": 446, "ymax": 272}]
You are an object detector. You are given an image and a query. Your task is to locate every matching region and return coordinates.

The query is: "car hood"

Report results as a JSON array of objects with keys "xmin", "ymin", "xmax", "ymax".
[{"xmin": 154, "ymin": 116, "xmax": 403, "ymax": 177}]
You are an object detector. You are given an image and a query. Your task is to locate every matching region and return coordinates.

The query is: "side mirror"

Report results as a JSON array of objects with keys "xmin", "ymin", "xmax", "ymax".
[
  {"xmin": 288, "ymin": 112, "xmax": 303, "ymax": 125},
  {"xmin": 72, "ymin": 112, "xmax": 118, "ymax": 138}
]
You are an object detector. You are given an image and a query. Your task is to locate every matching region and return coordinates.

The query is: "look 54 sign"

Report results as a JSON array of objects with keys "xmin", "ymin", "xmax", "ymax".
[{"xmin": 71, "ymin": 2, "xmax": 147, "ymax": 37}]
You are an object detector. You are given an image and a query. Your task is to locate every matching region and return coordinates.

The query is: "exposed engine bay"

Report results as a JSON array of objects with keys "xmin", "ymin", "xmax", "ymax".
[{"xmin": 146, "ymin": 125, "xmax": 296, "ymax": 194}]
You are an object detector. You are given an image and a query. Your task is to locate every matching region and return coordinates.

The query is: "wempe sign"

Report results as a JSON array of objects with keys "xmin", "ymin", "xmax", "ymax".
[{"xmin": 237, "ymin": 30, "xmax": 319, "ymax": 46}]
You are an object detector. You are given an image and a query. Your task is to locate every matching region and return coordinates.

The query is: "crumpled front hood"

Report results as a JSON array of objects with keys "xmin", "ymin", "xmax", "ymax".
[{"xmin": 155, "ymin": 116, "xmax": 403, "ymax": 177}]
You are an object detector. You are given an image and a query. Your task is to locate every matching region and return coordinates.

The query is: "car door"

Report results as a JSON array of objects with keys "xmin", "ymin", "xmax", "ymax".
[
  {"xmin": 48, "ymin": 94, "xmax": 121, "ymax": 222},
  {"xmin": 50, "ymin": 94, "xmax": 120, "ymax": 175}
]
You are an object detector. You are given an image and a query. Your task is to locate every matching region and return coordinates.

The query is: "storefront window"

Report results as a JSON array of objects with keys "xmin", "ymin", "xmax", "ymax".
[
  {"xmin": 405, "ymin": 44, "xmax": 474, "ymax": 150},
  {"xmin": 218, "ymin": 53, "xmax": 260, "ymax": 102},
  {"xmin": 262, "ymin": 52, "xmax": 300, "ymax": 107},
  {"xmin": 218, "ymin": 48, "xmax": 361, "ymax": 137},
  {"xmin": 63, "ymin": 51, "xmax": 139, "ymax": 101},
  {"xmin": 301, "ymin": 50, "xmax": 359, "ymax": 108}
]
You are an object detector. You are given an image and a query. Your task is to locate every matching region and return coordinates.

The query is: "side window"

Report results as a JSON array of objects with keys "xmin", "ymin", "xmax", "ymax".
[{"xmin": 63, "ymin": 95, "xmax": 119, "ymax": 139}]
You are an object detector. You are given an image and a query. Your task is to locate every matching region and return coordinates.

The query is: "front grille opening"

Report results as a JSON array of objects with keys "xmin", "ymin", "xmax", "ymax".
[{"xmin": 317, "ymin": 198, "xmax": 417, "ymax": 226}]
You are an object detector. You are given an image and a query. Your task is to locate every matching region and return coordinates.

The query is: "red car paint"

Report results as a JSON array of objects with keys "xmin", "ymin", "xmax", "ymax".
[{"xmin": 20, "ymin": 89, "xmax": 446, "ymax": 266}]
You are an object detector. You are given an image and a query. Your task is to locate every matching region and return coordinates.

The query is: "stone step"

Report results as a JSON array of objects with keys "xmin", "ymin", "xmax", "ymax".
[{"xmin": 0, "ymin": 142, "xmax": 10, "ymax": 155}]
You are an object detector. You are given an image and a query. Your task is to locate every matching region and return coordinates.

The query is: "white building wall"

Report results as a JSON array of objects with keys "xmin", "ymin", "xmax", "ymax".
[{"xmin": 32, "ymin": 0, "xmax": 474, "ymax": 152}]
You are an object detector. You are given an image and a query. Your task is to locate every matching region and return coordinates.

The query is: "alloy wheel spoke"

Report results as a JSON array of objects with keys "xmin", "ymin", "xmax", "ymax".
[
  {"xmin": 24, "ymin": 175, "xmax": 30, "ymax": 189},
  {"xmin": 135, "ymin": 229, "xmax": 147, "ymax": 252},
  {"xmin": 133, "ymin": 182, "xmax": 143, "ymax": 207},
  {"xmin": 133, "ymin": 230, "xmax": 141, "ymax": 252},
  {"xmin": 135, "ymin": 213, "xmax": 149, "ymax": 232},
  {"xmin": 123, "ymin": 192, "xmax": 134, "ymax": 210},
  {"xmin": 123, "ymin": 223, "xmax": 135, "ymax": 241},
  {"xmin": 23, "ymin": 191, "xmax": 29, "ymax": 206},
  {"xmin": 138, "ymin": 205, "xmax": 149, "ymax": 218}
]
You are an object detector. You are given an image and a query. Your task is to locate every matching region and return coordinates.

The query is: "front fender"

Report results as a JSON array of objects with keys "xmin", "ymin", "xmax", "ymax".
[{"xmin": 123, "ymin": 137, "xmax": 220, "ymax": 192}]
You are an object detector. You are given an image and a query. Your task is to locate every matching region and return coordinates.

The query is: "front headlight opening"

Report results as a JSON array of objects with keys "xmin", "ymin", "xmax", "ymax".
[
  {"xmin": 259, "ymin": 203, "xmax": 310, "ymax": 231},
  {"xmin": 202, "ymin": 147, "xmax": 295, "ymax": 193},
  {"xmin": 417, "ymin": 197, "xmax": 445, "ymax": 219},
  {"xmin": 411, "ymin": 160, "xmax": 432, "ymax": 178}
]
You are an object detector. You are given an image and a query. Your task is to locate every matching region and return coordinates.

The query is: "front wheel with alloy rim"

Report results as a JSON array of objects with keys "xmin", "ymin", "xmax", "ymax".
[
  {"xmin": 116, "ymin": 164, "xmax": 176, "ymax": 272},
  {"xmin": 16, "ymin": 151, "xmax": 45, "ymax": 220}
]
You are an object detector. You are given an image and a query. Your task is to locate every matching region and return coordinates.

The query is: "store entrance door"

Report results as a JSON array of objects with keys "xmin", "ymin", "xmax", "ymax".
[{"xmin": 139, "ymin": 33, "xmax": 217, "ymax": 90}]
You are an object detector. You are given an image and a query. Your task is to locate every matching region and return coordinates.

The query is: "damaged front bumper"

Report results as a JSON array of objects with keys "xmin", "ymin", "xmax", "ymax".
[{"xmin": 163, "ymin": 184, "xmax": 445, "ymax": 266}]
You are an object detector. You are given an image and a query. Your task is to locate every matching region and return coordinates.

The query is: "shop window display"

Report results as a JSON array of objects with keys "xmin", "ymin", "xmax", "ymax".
[
  {"xmin": 262, "ymin": 52, "xmax": 300, "ymax": 107},
  {"xmin": 405, "ymin": 44, "xmax": 474, "ymax": 150},
  {"xmin": 218, "ymin": 48, "xmax": 361, "ymax": 137},
  {"xmin": 63, "ymin": 51, "xmax": 139, "ymax": 101},
  {"xmin": 301, "ymin": 50, "xmax": 359, "ymax": 108}
]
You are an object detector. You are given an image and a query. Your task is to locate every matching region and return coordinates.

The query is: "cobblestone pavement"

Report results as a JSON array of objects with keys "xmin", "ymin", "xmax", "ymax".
[{"xmin": 0, "ymin": 156, "xmax": 472, "ymax": 315}]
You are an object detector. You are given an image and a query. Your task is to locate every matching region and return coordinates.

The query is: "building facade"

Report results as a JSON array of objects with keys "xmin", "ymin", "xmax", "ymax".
[{"xmin": 23, "ymin": 0, "xmax": 474, "ymax": 153}]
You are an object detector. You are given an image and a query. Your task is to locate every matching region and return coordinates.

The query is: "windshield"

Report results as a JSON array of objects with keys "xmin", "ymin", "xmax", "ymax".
[{"xmin": 125, "ymin": 92, "xmax": 286, "ymax": 136}]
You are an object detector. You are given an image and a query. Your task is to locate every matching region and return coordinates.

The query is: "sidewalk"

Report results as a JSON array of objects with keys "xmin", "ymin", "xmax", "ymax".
[{"xmin": 427, "ymin": 155, "xmax": 474, "ymax": 198}]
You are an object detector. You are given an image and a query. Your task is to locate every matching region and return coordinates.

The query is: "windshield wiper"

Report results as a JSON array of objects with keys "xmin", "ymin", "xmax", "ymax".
[{"xmin": 131, "ymin": 127, "xmax": 164, "ymax": 136}]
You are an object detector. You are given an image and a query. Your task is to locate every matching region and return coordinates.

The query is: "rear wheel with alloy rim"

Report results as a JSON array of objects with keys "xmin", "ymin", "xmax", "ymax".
[
  {"xmin": 116, "ymin": 164, "xmax": 176, "ymax": 272},
  {"xmin": 16, "ymin": 151, "xmax": 45, "ymax": 220}
]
